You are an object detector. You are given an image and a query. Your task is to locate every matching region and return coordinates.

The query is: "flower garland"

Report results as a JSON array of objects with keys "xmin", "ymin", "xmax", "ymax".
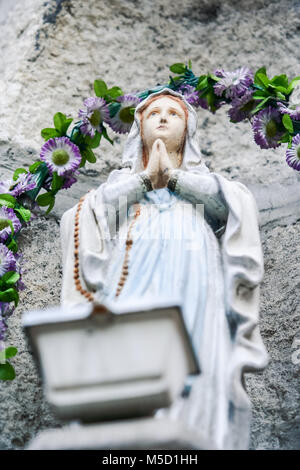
[{"xmin": 0, "ymin": 62, "xmax": 299, "ymax": 380}]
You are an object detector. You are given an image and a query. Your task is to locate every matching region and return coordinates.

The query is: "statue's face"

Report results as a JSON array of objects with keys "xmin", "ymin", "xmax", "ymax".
[{"xmin": 141, "ymin": 96, "xmax": 187, "ymax": 158}]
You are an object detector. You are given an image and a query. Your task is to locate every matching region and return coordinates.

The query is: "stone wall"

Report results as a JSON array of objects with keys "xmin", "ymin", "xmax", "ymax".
[{"xmin": 0, "ymin": 0, "xmax": 299, "ymax": 449}]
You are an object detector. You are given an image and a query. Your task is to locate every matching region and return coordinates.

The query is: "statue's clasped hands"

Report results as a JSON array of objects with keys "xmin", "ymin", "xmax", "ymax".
[{"xmin": 144, "ymin": 139, "xmax": 175, "ymax": 190}]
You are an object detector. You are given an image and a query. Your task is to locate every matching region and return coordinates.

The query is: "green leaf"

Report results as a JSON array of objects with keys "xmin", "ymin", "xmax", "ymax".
[
  {"xmin": 278, "ymin": 132, "xmax": 292, "ymax": 144},
  {"xmin": 250, "ymin": 96, "xmax": 270, "ymax": 115},
  {"xmin": 275, "ymin": 91, "xmax": 286, "ymax": 100},
  {"xmin": 37, "ymin": 192, "xmax": 54, "ymax": 207},
  {"xmin": 0, "ymin": 362, "xmax": 16, "ymax": 380},
  {"xmin": 84, "ymin": 132, "xmax": 102, "ymax": 149},
  {"xmin": 169, "ymin": 63, "xmax": 186, "ymax": 74},
  {"xmin": 282, "ymin": 114, "xmax": 294, "ymax": 133},
  {"xmin": 79, "ymin": 152, "xmax": 86, "ymax": 168},
  {"xmin": 5, "ymin": 347, "xmax": 17, "ymax": 359},
  {"xmin": 53, "ymin": 112, "xmax": 66, "ymax": 133},
  {"xmin": 254, "ymin": 67, "xmax": 267, "ymax": 84},
  {"xmin": 207, "ymin": 73, "xmax": 220, "ymax": 82},
  {"xmin": 0, "ymin": 218, "xmax": 14, "ymax": 237},
  {"xmin": 105, "ymin": 87, "xmax": 123, "ymax": 100},
  {"xmin": 51, "ymin": 172, "xmax": 63, "ymax": 192},
  {"xmin": 94, "ymin": 79, "xmax": 108, "ymax": 97},
  {"xmin": 252, "ymin": 89, "xmax": 269, "ymax": 98},
  {"xmin": 252, "ymin": 94, "xmax": 270, "ymax": 100},
  {"xmin": 188, "ymin": 59, "xmax": 192, "ymax": 69},
  {"xmin": 0, "ymin": 349, "xmax": 5, "ymax": 363},
  {"xmin": 14, "ymin": 206, "xmax": 31, "ymax": 223},
  {"xmin": 29, "ymin": 161, "xmax": 43, "ymax": 173},
  {"xmin": 257, "ymin": 73, "xmax": 269, "ymax": 89},
  {"xmin": 82, "ymin": 147, "xmax": 97, "ymax": 164},
  {"xmin": 0, "ymin": 271, "xmax": 20, "ymax": 286},
  {"xmin": 0, "ymin": 194, "xmax": 16, "ymax": 208},
  {"xmin": 13, "ymin": 168, "xmax": 27, "ymax": 181},
  {"xmin": 270, "ymin": 74, "xmax": 289, "ymax": 89},
  {"xmin": 45, "ymin": 197, "xmax": 55, "ymax": 215},
  {"xmin": 206, "ymin": 90, "xmax": 216, "ymax": 110},
  {"xmin": 41, "ymin": 128, "xmax": 60, "ymax": 141},
  {"xmin": 61, "ymin": 118, "xmax": 73, "ymax": 135},
  {"xmin": 7, "ymin": 238, "xmax": 18, "ymax": 253},
  {"xmin": 0, "ymin": 288, "xmax": 19, "ymax": 306},
  {"xmin": 286, "ymin": 76, "xmax": 300, "ymax": 95},
  {"xmin": 196, "ymin": 76, "xmax": 208, "ymax": 91},
  {"xmin": 267, "ymin": 84, "xmax": 288, "ymax": 95},
  {"xmin": 101, "ymin": 126, "xmax": 114, "ymax": 145}
]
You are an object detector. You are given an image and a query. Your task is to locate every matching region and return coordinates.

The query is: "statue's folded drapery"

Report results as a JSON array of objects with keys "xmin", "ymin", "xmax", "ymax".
[
  {"xmin": 60, "ymin": 88, "xmax": 268, "ymax": 450},
  {"xmin": 60, "ymin": 168, "xmax": 268, "ymax": 450}
]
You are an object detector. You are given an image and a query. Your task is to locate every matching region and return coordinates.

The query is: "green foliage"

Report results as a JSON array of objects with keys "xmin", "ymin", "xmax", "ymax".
[
  {"xmin": 0, "ymin": 271, "xmax": 20, "ymax": 288},
  {"xmin": 169, "ymin": 63, "xmax": 186, "ymax": 74},
  {"xmin": 0, "ymin": 346, "xmax": 17, "ymax": 380},
  {"xmin": 101, "ymin": 126, "xmax": 114, "ymax": 145},
  {"xmin": 53, "ymin": 113, "xmax": 72, "ymax": 135},
  {"xmin": 286, "ymin": 76, "xmax": 300, "ymax": 95},
  {"xmin": 0, "ymin": 362, "xmax": 16, "ymax": 380},
  {"xmin": 13, "ymin": 168, "xmax": 27, "ymax": 181},
  {"xmin": 82, "ymin": 147, "xmax": 96, "ymax": 164},
  {"xmin": 29, "ymin": 161, "xmax": 43, "ymax": 174},
  {"xmin": 105, "ymin": 86, "xmax": 123, "ymax": 101},
  {"xmin": 7, "ymin": 238, "xmax": 18, "ymax": 253},
  {"xmin": 41, "ymin": 128, "xmax": 60, "ymax": 140},
  {"xmin": 51, "ymin": 172, "xmax": 63, "ymax": 193},
  {"xmin": 41, "ymin": 113, "xmax": 73, "ymax": 141},
  {"xmin": 0, "ymin": 287, "xmax": 19, "ymax": 306},
  {"xmin": 0, "ymin": 194, "xmax": 16, "ymax": 208},
  {"xmin": 282, "ymin": 114, "xmax": 294, "ymax": 133},
  {"xmin": 84, "ymin": 132, "xmax": 102, "ymax": 149},
  {"xmin": 14, "ymin": 206, "xmax": 31, "ymax": 223},
  {"xmin": 36, "ymin": 192, "xmax": 55, "ymax": 214},
  {"xmin": 94, "ymin": 79, "xmax": 108, "ymax": 97}
]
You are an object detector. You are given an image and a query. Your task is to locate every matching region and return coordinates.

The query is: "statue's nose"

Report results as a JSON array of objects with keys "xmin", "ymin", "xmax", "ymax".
[{"xmin": 160, "ymin": 115, "xmax": 167, "ymax": 123}]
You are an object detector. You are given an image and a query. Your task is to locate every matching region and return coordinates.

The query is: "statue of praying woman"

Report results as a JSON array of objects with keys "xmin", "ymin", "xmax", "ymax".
[{"xmin": 60, "ymin": 88, "xmax": 268, "ymax": 450}]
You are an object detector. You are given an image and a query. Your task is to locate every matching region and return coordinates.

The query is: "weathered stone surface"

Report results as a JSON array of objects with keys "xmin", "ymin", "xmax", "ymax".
[{"xmin": 0, "ymin": 0, "xmax": 299, "ymax": 450}]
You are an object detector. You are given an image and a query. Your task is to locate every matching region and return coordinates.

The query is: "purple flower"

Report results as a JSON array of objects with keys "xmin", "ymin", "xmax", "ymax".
[
  {"xmin": 109, "ymin": 94, "xmax": 142, "ymax": 134},
  {"xmin": 286, "ymin": 133, "xmax": 300, "ymax": 171},
  {"xmin": 252, "ymin": 105, "xmax": 284, "ymax": 149},
  {"xmin": 62, "ymin": 171, "xmax": 79, "ymax": 190},
  {"xmin": 0, "ymin": 207, "xmax": 22, "ymax": 243},
  {"xmin": 0, "ymin": 173, "xmax": 37, "ymax": 198},
  {"xmin": 213, "ymin": 66, "xmax": 254, "ymax": 100},
  {"xmin": 0, "ymin": 244, "xmax": 16, "ymax": 277},
  {"xmin": 40, "ymin": 137, "xmax": 81, "ymax": 176},
  {"xmin": 14, "ymin": 251, "xmax": 26, "ymax": 291},
  {"xmin": 228, "ymin": 89, "xmax": 257, "ymax": 123},
  {"xmin": 79, "ymin": 97, "xmax": 110, "ymax": 137},
  {"xmin": 178, "ymin": 84, "xmax": 208, "ymax": 109},
  {"xmin": 277, "ymin": 103, "xmax": 300, "ymax": 121}
]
